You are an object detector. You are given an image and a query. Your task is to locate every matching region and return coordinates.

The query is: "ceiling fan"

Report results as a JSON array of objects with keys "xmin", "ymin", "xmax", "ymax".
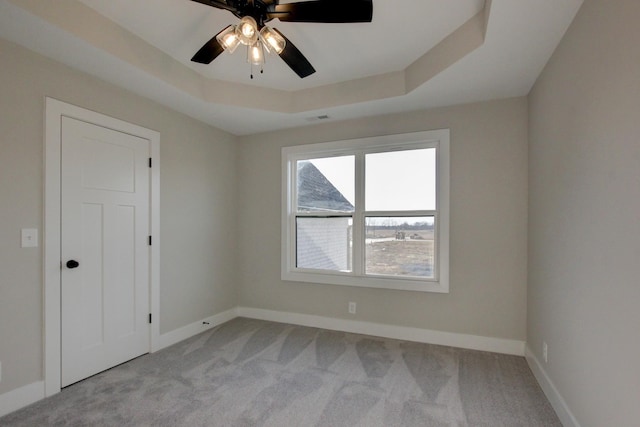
[{"xmin": 189, "ymin": 0, "xmax": 374, "ymax": 78}]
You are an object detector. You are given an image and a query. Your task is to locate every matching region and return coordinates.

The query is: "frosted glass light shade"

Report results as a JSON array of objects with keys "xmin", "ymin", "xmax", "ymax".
[
  {"xmin": 260, "ymin": 27, "xmax": 286, "ymax": 54},
  {"xmin": 236, "ymin": 16, "xmax": 258, "ymax": 45},
  {"xmin": 216, "ymin": 25, "xmax": 240, "ymax": 53},
  {"xmin": 248, "ymin": 41, "xmax": 265, "ymax": 65}
]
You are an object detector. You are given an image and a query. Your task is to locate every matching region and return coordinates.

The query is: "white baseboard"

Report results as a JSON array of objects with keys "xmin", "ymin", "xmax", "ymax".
[
  {"xmin": 525, "ymin": 344, "xmax": 580, "ymax": 427},
  {"xmin": 154, "ymin": 308, "xmax": 238, "ymax": 351},
  {"xmin": 0, "ymin": 381, "xmax": 45, "ymax": 418},
  {"xmin": 237, "ymin": 307, "xmax": 525, "ymax": 356}
]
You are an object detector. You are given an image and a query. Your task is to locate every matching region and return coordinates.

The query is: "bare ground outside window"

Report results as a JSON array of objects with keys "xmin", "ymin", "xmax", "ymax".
[{"xmin": 365, "ymin": 230, "xmax": 434, "ymax": 277}]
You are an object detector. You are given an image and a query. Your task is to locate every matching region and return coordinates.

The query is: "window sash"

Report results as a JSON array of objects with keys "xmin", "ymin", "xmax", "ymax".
[{"xmin": 294, "ymin": 212, "xmax": 438, "ymax": 280}]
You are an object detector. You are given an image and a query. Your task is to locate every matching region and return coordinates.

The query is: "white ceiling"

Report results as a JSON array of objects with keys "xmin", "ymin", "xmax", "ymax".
[
  {"xmin": 0, "ymin": 0, "xmax": 583, "ymax": 135},
  {"xmin": 77, "ymin": 0, "xmax": 485, "ymax": 91}
]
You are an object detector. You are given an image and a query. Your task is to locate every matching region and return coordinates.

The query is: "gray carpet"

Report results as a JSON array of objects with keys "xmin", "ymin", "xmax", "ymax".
[{"xmin": 0, "ymin": 318, "xmax": 561, "ymax": 426}]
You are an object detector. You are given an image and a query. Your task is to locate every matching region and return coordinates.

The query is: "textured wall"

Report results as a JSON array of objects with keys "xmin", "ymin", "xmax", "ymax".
[
  {"xmin": 0, "ymin": 38, "xmax": 238, "ymax": 395},
  {"xmin": 528, "ymin": 0, "xmax": 640, "ymax": 425},
  {"xmin": 237, "ymin": 97, "xmax": 528, "ymax": 341}
]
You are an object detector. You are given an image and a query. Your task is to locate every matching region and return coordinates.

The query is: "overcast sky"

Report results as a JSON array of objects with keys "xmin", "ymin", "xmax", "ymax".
[{"xmin": 309, "ymin": 148, "xmax": 436, "ymax": 212}]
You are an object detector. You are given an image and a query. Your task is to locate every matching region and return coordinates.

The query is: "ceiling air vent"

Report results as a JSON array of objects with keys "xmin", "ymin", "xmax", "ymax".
[{"xmin": 305, "ymin": 114, "xmax": 331, "ymax": 122}]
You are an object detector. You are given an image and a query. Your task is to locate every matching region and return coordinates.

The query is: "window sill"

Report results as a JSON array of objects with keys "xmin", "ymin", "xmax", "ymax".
[{"xmin": 282, "ymin": 270, "xmax": 449, "ymax": 293}]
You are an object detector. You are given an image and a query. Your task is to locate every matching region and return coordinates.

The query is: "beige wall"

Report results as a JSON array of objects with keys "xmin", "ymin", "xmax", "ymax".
[
  {"xmin": 237, "ymin": 97, "xmax": 529, "ymax": 341},
  {"xmin": 0, "ymin": 38, "xmax": 238, "ymax": 395},
  {"xmin": 528, "ymin": 0, "xmax": 640, "ymax": 425}
]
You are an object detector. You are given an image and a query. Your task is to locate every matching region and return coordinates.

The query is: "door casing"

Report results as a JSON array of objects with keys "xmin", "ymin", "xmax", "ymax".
[{"xmin": 44, "ymin": 98, "xmax": 160, "ymax": 396}]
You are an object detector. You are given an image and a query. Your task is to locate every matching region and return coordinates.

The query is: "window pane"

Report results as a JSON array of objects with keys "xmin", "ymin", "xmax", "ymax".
[
  {"xmin": 365, "ymin": 217, "xmax": 435, "ymax": 278},
  {"xmin": 297, "ymin": 156, "xmax": 354, "ymax": 212},
  {"xmin": 297, "ymin": 217, "xmax": 353, "ymax": 272},
  {"xmin": 365, "ymin": 148, "xmax": 436, "ymax": 211}
]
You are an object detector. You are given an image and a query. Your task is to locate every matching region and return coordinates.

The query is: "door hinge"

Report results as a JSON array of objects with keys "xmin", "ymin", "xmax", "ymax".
[
  {"xmin": 148, "ymin": 313, "xmax": 152, "ymax": 324},
  {"xmin": 148, "ymin": 157, "xmax": 152, "ymax": 168},
  {"xmin": 148, "ymin": 235, "xmax": 152, "ymax": 246}
]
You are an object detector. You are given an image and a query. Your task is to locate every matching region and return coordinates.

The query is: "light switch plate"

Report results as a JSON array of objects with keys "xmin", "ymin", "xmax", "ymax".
[{"xmin": 21, "ymin": 228, "xmax": 38, "ymax": 248}]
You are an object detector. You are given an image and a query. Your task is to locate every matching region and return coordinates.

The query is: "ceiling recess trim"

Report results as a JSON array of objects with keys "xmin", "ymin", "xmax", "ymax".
[{"xmin": 8, "ymin": 0, "xmax": 489, "ymax": 114}]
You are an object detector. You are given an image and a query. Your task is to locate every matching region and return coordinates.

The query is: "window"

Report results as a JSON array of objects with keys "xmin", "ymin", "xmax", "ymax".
[{"xmin": 282, "ymin": 130, "xmax": 449, "ymax": 292}]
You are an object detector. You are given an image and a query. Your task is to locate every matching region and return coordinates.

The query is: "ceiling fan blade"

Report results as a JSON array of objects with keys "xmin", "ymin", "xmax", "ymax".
[
  {"xmin": 191, "ymin": 27, "xmax": 228, "ymax": 64},
  {"xmin": 272, "ymin": 28, "xmax": 316, "ymax": 78},
  {"xmin": 189, "ymin": 0, "xmax": 237, "ymax": 14},
  {"xmin": 267, "ymin": 0, "xmax": 373, "ymax": 23}
]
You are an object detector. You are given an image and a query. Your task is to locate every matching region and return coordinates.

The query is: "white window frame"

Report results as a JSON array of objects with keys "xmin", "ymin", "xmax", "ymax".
[{"xmin": 281, "ymin": 129, "xmax": 450, "ymax": 293}]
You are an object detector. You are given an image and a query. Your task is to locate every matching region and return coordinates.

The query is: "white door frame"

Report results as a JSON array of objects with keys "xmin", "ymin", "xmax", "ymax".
[{"xmin": 44, "ymin": 98, "xmax": 161, "ymax": 397}]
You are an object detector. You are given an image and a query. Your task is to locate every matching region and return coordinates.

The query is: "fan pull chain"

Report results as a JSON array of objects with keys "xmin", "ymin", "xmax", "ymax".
[{"xmin": 249, "ymin": 63, "xmax": 264, "ymax": 79}]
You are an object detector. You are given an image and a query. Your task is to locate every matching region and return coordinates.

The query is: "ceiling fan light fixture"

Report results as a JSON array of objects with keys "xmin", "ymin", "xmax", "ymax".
[
  {"xmin": 216, "ymin": 25, "xmax": 240, "ymax": 53},
  {"xmin": 236, "ymin": 16, "xmax": 259, "ymax": 45},
  {"xmin": 260, "ymin": 27, "xmax": 286, "ymax": 54},
  {"xmin": 190, "ymin": 0, "xmax": 373, "ymax": 78}
]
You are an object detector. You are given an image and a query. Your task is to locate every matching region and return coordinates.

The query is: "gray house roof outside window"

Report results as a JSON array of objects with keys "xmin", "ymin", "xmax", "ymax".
[{"xmin": 297, "ymin": 161, "xmax": 353, "ymax": 212}]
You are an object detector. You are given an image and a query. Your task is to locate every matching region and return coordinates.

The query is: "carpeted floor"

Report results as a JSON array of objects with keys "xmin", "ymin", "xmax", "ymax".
[{"xmin": 0, "ymin": 318, "xmax": 561, "ymax": 426}]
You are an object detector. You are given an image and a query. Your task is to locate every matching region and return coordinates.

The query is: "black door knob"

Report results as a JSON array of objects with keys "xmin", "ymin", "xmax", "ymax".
[{"xmin": 66, "ymin": 260, "xmax": 80, "ymax": 269}]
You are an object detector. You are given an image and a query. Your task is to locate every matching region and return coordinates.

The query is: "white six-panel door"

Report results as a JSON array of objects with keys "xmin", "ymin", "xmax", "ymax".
[{"xmin": 60, "ymin": 116, "xmax": 150, "ymax": 387}]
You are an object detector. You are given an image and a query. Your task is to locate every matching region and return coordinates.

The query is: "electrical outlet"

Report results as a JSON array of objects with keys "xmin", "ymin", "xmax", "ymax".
[
  {"xmin": 542, "ymin": 341, "xmax": 548, "ymax": 363},
  {"xmin": 348, "ymin": 302, "xmax": 356, "ymax": 314}
]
